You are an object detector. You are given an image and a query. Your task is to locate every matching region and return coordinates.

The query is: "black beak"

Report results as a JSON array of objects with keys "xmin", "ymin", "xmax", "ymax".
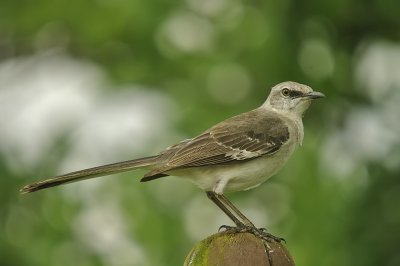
[{"xmin": 305, "ymin": 91, "xmax": 325, "ymax": 99}]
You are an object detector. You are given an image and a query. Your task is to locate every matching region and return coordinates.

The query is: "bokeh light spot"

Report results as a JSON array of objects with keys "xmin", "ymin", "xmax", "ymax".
[
  {"xmin": 207, "ymin": 62, "xmax": 252, "ymax": 105},
  {"xmin": 298, "ymin": 39, "xmax": 334, "ymax": 80}
]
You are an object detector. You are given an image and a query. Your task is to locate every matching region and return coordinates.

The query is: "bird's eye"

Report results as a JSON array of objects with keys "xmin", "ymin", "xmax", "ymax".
[{"xmin": 281, "ymin": 88, "xmax": 290, "ymax": 97}]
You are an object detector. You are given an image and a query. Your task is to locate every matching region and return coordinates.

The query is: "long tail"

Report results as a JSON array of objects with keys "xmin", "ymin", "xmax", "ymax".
[{"xmin": 20, "ymin": 156, "xmax": 159, "ymax": 194}]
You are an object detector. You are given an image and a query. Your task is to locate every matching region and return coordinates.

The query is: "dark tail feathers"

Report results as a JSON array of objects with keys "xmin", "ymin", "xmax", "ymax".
[{"xmin": 20, "ymin": 156, "xmax": 159, "ymax": 194}]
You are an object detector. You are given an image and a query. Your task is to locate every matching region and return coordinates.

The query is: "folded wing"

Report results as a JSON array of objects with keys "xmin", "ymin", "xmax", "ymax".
[{"xmin": 141, "ymin": 109, "xmax": 290, "ymax": 181}]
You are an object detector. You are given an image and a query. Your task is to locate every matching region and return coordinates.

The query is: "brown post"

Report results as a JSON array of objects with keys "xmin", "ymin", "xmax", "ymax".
[{"xmin": 184, "ymin": 231, "xmax": 295, "ymax": 266}]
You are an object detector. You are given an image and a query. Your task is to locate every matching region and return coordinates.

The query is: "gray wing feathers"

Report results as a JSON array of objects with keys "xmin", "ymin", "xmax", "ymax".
[{"xmin": 142, "ymin": 109, "xmax": 289, "ymax": 180}]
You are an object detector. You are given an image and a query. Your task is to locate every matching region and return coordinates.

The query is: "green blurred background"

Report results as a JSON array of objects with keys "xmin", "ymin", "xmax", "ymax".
[{"xmin": 1, "ymin": 0, "xmax": 400, "ymax": 265}]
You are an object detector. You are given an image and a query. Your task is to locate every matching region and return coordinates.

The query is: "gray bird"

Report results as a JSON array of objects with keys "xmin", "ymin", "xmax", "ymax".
[{"xmin": 21, "ymin": 81, "xmax": 324, "ymax": 241}]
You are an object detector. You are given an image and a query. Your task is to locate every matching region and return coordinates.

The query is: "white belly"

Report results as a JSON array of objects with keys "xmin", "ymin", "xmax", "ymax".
[{"xmin": 168, "ymin": 140, "xmax": 297, "ymax": 193}]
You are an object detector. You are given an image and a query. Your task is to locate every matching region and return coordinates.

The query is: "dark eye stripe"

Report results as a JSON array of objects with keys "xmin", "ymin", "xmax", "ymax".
[{"xmin": 289, "ymin": 90, "xmax": 303, "ymax": 98}]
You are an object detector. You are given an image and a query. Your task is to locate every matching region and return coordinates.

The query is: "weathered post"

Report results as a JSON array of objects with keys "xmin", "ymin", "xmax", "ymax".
[{"xmin": 184, "ymin": 231, "xmax": 295, "ymax": 266}]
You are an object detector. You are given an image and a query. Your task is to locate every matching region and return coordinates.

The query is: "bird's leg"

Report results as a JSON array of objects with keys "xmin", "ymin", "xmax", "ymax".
[
  {"xmin": 207, "ymin": 192, "xmax": 285, "ymax": 243},
  {"xmin": 206, "ymin": 191, "xmax": 244, "ymax": 227},
  {"xmin": 216, "ymin": 194, "xmax": 256, "ymax": 228},
  {"xmin": 217, "ymin": 194, "xmax": 282, "ymax": 242},
  {"xmin": 217, "ymin": 194, "xmax": 285, "ymax": 242}
]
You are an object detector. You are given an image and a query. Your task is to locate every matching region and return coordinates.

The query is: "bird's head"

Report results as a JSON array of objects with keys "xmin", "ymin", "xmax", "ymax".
[{"xmin": 263, "ymin": 81, "xmax": 325, "ymax": 115}]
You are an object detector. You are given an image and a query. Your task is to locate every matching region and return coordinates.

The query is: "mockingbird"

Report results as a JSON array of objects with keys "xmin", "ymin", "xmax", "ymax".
[{"xmin": 21, "ymin": 81, "xmax": 324, "ymax": 242}]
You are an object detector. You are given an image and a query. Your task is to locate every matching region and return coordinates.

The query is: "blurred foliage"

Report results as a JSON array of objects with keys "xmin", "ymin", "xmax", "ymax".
[{"xmin": 1, "ymin": 0, "xmax": 400, "ymax": 265}]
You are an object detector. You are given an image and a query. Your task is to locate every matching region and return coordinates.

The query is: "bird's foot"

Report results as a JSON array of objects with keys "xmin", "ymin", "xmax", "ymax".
[
  {"xmin": 257, "ymin": 227, "xmax": 286, "ymax": 243},
  {"xmin": 219, "ymin": 225, "xmax": 285, "ymax": 243}
]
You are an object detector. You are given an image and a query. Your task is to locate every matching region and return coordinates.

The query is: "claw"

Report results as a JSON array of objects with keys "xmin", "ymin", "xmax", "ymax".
[
  {"xmin": 254, "ymin": 227, "xmax": 286, "ymax": 243},
  {"xmin": 218, "ymin": 225, "xmax": 232, "ymax": 232},
  {"xmin": 260, "ymin": 231, "xmax": 286, "ymax": 243},
  {"xmin": 218, "ymin": 224, "xmax": 244, "ymax": 233}
]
